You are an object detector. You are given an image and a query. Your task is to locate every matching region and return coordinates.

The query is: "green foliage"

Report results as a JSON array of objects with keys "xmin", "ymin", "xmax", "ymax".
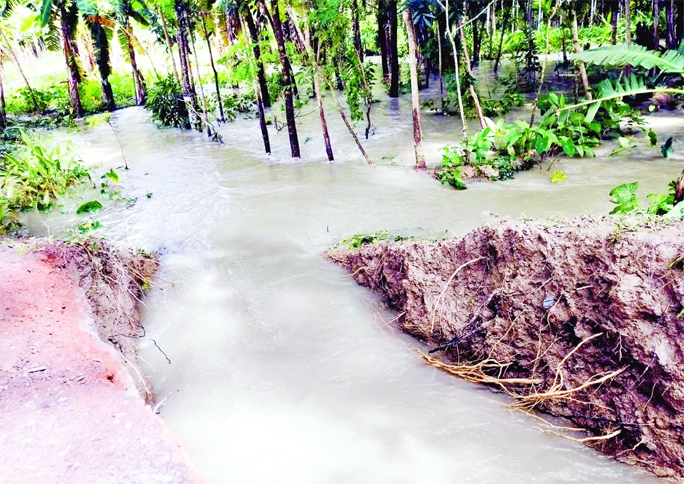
[
  {"xmin": 608, "ymin": 136, "xmax": 636, "ymax": 157},
  {"xmin": 609, "ymin": 182, "xmax": 641, "ymax": 214},
  {"xmin": 575, "ymin": 44, "xmax": 684, "ymax": 73},
  {"xmin": 76, "ymin": 200, "xmax": 103, "ymax": 214},
  {"xmin": 648, "ymin": 129, "xmax": 658, "ymax": 146},
  {"xmin": 145, "ymin": 74, "xmax": 189, "ymax": 128},
  {"xmin": 609, "ymin": 180, "xmax": 680, "ymax": 217},
  {"xmin": 662, "ymin": 137, "xmax": 674, "ymax": 158},
  {"xmin": 551, "ymin": 171, "xmax": 566, "ymax": 183},
  {"xmin": 0, "ymin": 131, "xmax": 90, "ymax": 211},
  {"xmin": 337, "ymin": 231, "xmax": 412, "ymax": 250}
]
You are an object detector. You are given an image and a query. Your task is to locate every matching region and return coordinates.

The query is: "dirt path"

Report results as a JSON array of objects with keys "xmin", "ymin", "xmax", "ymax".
[{"xmin": 0, "ymin": 245, "xmax": 203, "ymax": 484}]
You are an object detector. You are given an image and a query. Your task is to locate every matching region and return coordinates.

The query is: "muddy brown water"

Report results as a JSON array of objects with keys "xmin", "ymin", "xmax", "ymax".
[{"xmin": 24, "ymin": 72, "xmax": 684, "ymax": 482}]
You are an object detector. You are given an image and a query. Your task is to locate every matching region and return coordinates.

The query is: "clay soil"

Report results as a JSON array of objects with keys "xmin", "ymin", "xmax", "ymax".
[
  {"xmin": 0, "ymin": 239, "xmax": 203, "ymax": 484},
  {"xmin": 330, "ymin": 217, "xmax": 684, "ymax": 480}
]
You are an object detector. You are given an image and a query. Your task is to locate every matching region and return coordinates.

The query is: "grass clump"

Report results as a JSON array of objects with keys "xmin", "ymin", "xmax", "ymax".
[
  {"xmin": 336, "ymin": 231, "xmax": 413, "ymax": 250},
  {"xmin": 0, "ymin": 131, "xmax": 91, "ymax": 234}
]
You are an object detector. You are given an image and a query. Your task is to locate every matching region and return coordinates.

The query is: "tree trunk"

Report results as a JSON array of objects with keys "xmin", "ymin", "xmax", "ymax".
[
  {"xmin": 0, "ymin": 31, "xmax": 40, "ymax": 113},
  {"xmin": 378, "ymin": 0, "xmax": 389, "ymax": 78},
  {"xmin": 254, "ymin": 76, "xmax": 271, "ymax": 154},
  {"xmin": 310, "ymin": 39, "xmax": 334, "ymax": 161},
  {"xmin": 677, "ymin": 0, "xmax": 684, "ymax": 45},
  {"xmin": 389, "ymin": 0, "xmax": 399, "ymax": 97},
  {"xmin": 201, "ymin": 16, "xmax": 225, "ymax": 122},
  {"xmin": 572, "ymin": 10, "xmax": 592, "ymax": 100},
  {"xmin": 667, "ymin": 0, "xmax": 676, "ymax": 49},
  {"xmin": 443, "ymin": 1, "xmax": 468, "ymax": 139},
  {"xmin": 472, "ymin": 18, "xmax": 481, "ymax": 67},
  {"xmin": 611, "ymin": 0, "xmax": 619, "ymax": 44},
  {"xmin": 124, "ymin": 21, "xmax": 147, "ymax": 105},
  {"xmin": 158, "ymin": 7, "xmax": 181, "ymax": 84},
  {"xmin": 459, "ymin": 25, "xmax": 485, "ymax": 129},
  {"xmin": 625, "ymin": 0, "xmax": 631, "ymax": 44},
  {"xmin": 89, "ymin": 21, "xmax": 116, "ymax": 111},
  {"xmin": 404, "ymin": 9, "xmax": 426, "ymax": 170},
  {"xmin": 189, "ymin": 26, "xmax": 209, "ymax": 134},
  {"xmin": 175, "ymin": 0, "xmax": 200, "ymax": 130},
  {"xmin": 437, "ymin": 18, "xmax": 443, "ymax": 96},
  {"xmin": 270, "ymin": 0, "xmax": 300, "ymax": 158},
  {"xmin": 0, "ymin": 57, "xmax": 6, "ymax": 133},
  {"xmin": 654, "ymin": 0, "xmax": 660, "ymax": 51},
  {"xmin": 352, "ymin": 0, "xmax": 363, "ymax": 62},
  {"xmin": 494, "ymin": 5, "xmax": 510, "ymax": 74},
  {"xmin": 244, "ymin": 8, "xmax": 271, "ymax": 108},
  {"xmin": 326, "ymin": 80, "xmax": 372, "ymax": 164},
  {"xmin": 60, "ymin": 6, "xmax": 84, "ymax": 117}
]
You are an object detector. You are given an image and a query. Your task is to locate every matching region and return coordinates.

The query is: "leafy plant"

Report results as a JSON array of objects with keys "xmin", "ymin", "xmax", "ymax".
[
  {"xmin": 145, "ymin": 74, "xmax": 189, "ymax": 129},
  {"xmin": 609, "ymin": 182, "xmax": 641, "ymax": 214},
  {"xmin": 0, "ymin": 131, "xmax": 90, "ymax": 211},
  {"xmin": 76, "ymin": 200, "xmax": 103, "ymax": 214}
]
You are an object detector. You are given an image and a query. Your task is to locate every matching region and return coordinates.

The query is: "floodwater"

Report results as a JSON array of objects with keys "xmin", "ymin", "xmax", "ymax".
[{"xmin": 25, "ymin": 70, "xmax": 683, "ymax": 483}]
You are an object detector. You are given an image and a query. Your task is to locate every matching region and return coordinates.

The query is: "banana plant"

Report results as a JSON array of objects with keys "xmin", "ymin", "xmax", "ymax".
[
  {"xmin": 40, "ymin": 0, "xmax": 86, "ymax": 116},
  {"xmin": 554, "ymin": 74, "xmax": 684, "ymax": 122}
]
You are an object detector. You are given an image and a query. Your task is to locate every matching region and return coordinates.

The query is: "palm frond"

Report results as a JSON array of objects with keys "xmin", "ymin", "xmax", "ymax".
[
  {"xmin": 556, "ymin": 74, "xmax": 684, "ymax": 121},
  {"xmin": 574, "ymin": 44, "xmax": 684, "ymax": 74}
]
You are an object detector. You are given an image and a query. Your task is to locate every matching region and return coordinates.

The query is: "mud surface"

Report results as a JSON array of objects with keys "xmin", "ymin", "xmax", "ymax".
[
  {"xmin": 0, "ymin": 240, "xmax": 202, "ymax": 484},
  {"xmin": 330, "ymin": 218, "xmax": 684, "ymax": 479}
]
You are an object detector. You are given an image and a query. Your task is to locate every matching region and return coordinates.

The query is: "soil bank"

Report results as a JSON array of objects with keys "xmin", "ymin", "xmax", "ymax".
[
  {"xmin": 330, "ymin": 217, "xmax": 684, "ymax": 480},
  {"xmin": 0, "ymin": 239, "xmax": 203, "ymax": 484}
]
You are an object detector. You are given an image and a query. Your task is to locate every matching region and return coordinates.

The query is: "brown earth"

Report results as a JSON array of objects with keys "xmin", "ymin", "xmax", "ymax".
[
  {"xmin": 329, "ymin": 217, "xmax": 684, "ymax": 480},
  {"xmin": 0, "ymin": 239, "xmax": 203, "ymax": 484}
]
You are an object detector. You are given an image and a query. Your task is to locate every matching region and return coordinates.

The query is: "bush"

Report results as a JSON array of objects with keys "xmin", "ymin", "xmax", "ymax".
[
  {"xmin": 0, "ymin": 131, "xmax": 90, "ymax": 211},
  {"xmin": 145, "ymin": 74, "xmax": 189, "ymax": 128}
]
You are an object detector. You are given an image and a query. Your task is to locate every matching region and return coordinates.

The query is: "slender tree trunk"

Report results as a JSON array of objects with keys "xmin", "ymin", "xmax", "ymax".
[
  {"xmin": 572, "ymin": 10, "xmax": 592, "ymax": 100},
  {"xmin": 625, "ymin": 0, "xmax": 631, "ymax": 44},
  {"xmin": 60, "ymin": 6, "xmax": 84, "ymax": 117},
  {"xmin": 270, "ymin": 0, "xmax": 300, "ymax": 158},
  {"xmin": 175, "ymin": 0, "xmax": 200, "ymax": 130},
  {"xmin": 352, "ymin": 0, "xmax": 363, "ymax": 62},
  {"xmin": 255, "ymin": 79, "xmax": 271, "ymax": 154},
  {"xmin": 189, "ymin": 27, "xmax": 209, "ymax": 134},
  {"xmin": 459, "ymin": 24, "xmax": 486, "ymax": 129},
  {"xmin": 472, "ymin": 18, "xmax": 481, "ymax": 66},
  {"xmin": 378, "ymin": 0, "xmax": 389, "ymax": 78},
  {"xmin": 443, "ymin": 2, "xmax": 468, "ymax": 139},
  {"xmin": 244, "ymin": 8, "xmax": 271, "ymax": 108},
  {"xmin": 124, "ymin": 21, "xmax": 146, "ymax": 105},
  {"xmin": 326, "ymin": 80, "xmax": 372, "ymax": 164},
  {"xmin": 309, "ymin": 39, "xmax": 334, "ymax": 161},
  {"xmin": 611, "ymin": 0, "xmax": 619, "ymax": 44},
  {"xmin": 389, "ymin": 0, "xmax": 399, "ymax": 97},
  {"xmin": 677, "ymin": 0, "xmax": 684, "ymax": 45},
  {"xmin": 654, "ymin": 0, "xmax": 660, "ymax": 51},
  {"xmin": 404, "ymin": 9, "xmax": 426, "ymax": 170},
  {"xmin": 530, "ymin": 0, "xmax": 560, "ymax": 126},
  {"xmin": 667, "ymin": 0, "xmax": 676, "ymax": 48},
  {"xmin": 201, "ymin": 16, "xmax": 225, "ymax": 122},
  {"xmin": 158, "ymin": 7, "xmax": 180, "ymax": 84},
  {"xmin": 494, "ymin": 5, "xmax": 510, "ymax": 74},
  {"xmin": 0, "ymin": 57, "xmax": 6, "ymax": 133},
  {"xmin": 437, "ymin": 19, "xmax": 443, "ymax": 96},
  {"xmin": 0, "ymin": 33, "xmax": 40, "ymax": 113}
]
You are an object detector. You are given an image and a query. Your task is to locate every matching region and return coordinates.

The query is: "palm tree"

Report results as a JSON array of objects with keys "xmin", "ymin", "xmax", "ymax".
[{"xmin": 83, "ymin": 10, "xmax": 116, "ymax": 111}]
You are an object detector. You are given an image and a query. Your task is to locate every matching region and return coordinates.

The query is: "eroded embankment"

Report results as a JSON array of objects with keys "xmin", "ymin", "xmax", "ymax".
[
  {"xmin": 0, "ymin": 239, "xmax": 203, "ymax": 484},
  {"xmin": 329, "ymin": 218, "xmax": 684, "ymax": 479}
]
